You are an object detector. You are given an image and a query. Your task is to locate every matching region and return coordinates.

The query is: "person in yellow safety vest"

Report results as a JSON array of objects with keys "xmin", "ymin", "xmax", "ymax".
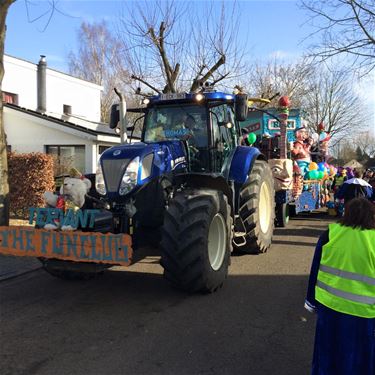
[
  {"xmin": 332, "ymin": 167, "xmax": 347, "ymax": 193},
  {"xmin": 305, "ymin": 197, "xmax": 375, "ymax": 375}
]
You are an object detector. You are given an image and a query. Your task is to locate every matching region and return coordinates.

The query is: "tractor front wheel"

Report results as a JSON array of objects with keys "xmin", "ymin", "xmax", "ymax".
[{"xmin": 160, "ymin": 189, "xmax": 232, "ymax": 293}]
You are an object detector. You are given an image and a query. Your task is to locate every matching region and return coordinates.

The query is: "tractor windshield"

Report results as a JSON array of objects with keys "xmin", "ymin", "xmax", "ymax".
[{"xmin": 143, "ymin": 105, "xmax": 208, "ymax": 147}]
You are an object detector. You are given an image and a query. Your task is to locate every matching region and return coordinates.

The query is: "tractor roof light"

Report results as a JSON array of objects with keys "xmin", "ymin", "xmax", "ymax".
[
  {"xmin": 195, "ymin": 93, "xmax": 204, "ymax": 102},
  {"xmin": 226, "ymin": 122, "xmax": 233, "ymax": 129},
  {"xmin": 142, "ymin": 98, "xmax": 150, "ymax": 105}
]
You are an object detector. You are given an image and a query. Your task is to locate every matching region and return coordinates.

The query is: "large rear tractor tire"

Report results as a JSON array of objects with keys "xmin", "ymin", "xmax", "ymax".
[
  {"xmin": 234, "ymin": 160, "xmax": 275, "ymax": 254},
  {"xmin": 160, "ymin": 189, "xmax": 232, "ymax": 293}
]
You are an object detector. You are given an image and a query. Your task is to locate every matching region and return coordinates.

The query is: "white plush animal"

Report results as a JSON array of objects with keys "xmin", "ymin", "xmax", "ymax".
[{"xmin": 43, "ymin": 176, "xmax": 92, "ymax": 231}]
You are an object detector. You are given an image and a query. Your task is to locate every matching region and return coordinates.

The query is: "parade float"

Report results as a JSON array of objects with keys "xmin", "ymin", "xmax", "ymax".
[{"xmin": 241, "ymin": 97, "xmax": 335, "ymax": 226}]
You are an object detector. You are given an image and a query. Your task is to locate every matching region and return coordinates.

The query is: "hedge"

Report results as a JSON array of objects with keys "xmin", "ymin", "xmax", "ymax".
[{"xmin": 8, "ymin": 152, "xmax": 55, "ymax": 218}]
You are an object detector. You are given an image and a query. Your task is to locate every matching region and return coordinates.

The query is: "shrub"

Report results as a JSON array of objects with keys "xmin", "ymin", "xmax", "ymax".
[{"xmin": 8, "ymin": 152, "xmax": 55, "ymax": 218}]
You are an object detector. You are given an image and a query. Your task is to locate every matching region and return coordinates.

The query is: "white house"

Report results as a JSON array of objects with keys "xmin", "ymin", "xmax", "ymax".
[{"xmin": 2, "ymin": 54, "xmax": 121, "ymax": 174}]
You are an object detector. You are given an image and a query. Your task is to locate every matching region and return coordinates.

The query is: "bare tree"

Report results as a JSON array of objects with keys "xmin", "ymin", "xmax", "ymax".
[
  {"xmin": 243, "ymin": 58, "xmax": 368, "ymax": 145},
  {"xmin": 330, "ymin": 139, "xmax": 357, "ymax": 163},
  {"xmin": 354, "ymin": 130, "xmax": 375, "ymax": 157},
  {"xmin": 1, "ymin": 0, "xmax": 65, "ymax": 225},
  {"xmin": 302, "ymin": 68, "xmax": 367, "ymax": 139},
  {"xmin": 0, "ymin": 0, "xmax": 15, "ymax": 226},
  {"xmin": 68, "ymin": 21, "xmax": 131, "ymax": 122},
  {"xmin": 243, "ymin": 58, "xmax": 314, "ymax": 107},
  {"xmin": 301, "ymin": 0, "xmax": 375, "ymax": 75},
  {"xmin": 117, "ymin": 0, "xmax": 246, "ymax": 94}
]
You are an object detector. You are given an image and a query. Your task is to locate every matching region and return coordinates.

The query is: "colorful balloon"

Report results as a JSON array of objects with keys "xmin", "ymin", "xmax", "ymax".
[
  {"xmin": 318, "ymin": 162, "xmax": 325, "ymax": 171},
  {"xmin": 309, "ymin": 170, "xmax": 319, "ymax": 179},
  {"xmin": 278, "ymin": 96, "xmax": 290, "ymax": 107},
  {"xmin": 309, "ymin": 162, "xmax": 318, "ymax": 171},
  {"xmin": 319, "ymin": 132, "xmax": 327, "ymax": 141},
  {"xmin": 247, "ymin": 133, "xmax": 257, "ymax": 145}
]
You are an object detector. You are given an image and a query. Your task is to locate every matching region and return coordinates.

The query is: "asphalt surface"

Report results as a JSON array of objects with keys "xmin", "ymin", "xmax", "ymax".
[{"xmin": 0, "ymin": 211, "xmax": 335, "ymax": 375}]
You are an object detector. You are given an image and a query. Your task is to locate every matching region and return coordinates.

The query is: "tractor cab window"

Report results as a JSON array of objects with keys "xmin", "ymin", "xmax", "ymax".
[
  {"xmin": 143, "ymin": 105, "xmax": 208, "ymax": 147},
  {"xmin": 210, "ymin": 104, "xmax": 237, "ymax": 172}
]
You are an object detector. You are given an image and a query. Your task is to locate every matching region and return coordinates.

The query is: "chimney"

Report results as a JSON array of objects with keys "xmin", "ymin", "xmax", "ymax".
[{"xmin": 37, "ymin": 55, "xmax": 47, "ymax": 113}]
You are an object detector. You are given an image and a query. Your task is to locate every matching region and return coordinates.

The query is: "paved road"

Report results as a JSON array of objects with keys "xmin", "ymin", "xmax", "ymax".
[{"xmin": 0, "ymin": 212, "xmax": 334, "ymax": 375}]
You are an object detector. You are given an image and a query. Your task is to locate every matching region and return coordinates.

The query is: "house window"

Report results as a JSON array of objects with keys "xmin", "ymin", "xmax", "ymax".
[
  {"xmin": 99, "ymin": 145, "xmax": 111, "ymax": 155},
  {"xmin": 46, "ymin": 145, "xmax": 85, "ymax": 176},
  {"xmin": 2, "ymin": 91, "xmax": 19, "ymax": 105}
]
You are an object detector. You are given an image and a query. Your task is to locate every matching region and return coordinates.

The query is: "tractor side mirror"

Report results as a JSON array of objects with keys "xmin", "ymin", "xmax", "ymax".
[
  {"xmin": 234, "ymin": 94, "xmax": 248, "ymax": 122},
  {"xmin": 109, "ymin": 104, "xmax": 119, "ymax": 129}
]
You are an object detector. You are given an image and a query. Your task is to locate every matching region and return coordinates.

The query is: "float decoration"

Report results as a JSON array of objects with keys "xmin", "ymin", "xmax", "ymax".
[{"xmin": 269, "ymin": 96, "xmax": 293, "ymax": 192}]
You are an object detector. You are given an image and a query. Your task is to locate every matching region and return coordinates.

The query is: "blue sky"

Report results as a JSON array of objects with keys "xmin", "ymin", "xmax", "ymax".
[
  {"xmin": 5, "ymin": 0, "xmax": 310, "ymax": 71},
  {"xmin": 4, "ymin": 0, "xmax": 375, "ymax": 131}
]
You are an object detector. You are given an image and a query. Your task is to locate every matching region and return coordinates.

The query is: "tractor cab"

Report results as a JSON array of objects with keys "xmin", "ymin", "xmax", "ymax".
[{"xmin": 130, "ymin": 92, "xmax": 246, "ymax": 173}]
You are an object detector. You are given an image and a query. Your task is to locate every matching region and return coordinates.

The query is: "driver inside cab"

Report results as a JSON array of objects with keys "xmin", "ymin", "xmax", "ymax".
[{"xmin": 167, "ymin": 112, "xmax": 195, "ymax": 140}]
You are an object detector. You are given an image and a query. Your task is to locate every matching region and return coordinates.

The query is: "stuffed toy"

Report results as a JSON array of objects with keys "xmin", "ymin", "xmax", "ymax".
[{"xmin": 43, "ymin": 176, "xmax": 92, "ymax": 231}]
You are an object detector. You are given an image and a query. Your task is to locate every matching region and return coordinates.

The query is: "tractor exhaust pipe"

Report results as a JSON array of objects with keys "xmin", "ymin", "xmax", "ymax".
[{"xmin": 114, "ymin": 87, "xmax": 128, "ymax": 144}]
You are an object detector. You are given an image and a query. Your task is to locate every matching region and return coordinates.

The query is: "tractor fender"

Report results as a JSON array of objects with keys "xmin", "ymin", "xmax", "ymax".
[
  {"xmin": 173, "ymin": 173, "xmax": 234, "ymax": 213},
  {"xmin": 224, "ymin": 146, "xmax": 267, "ymax": 214},
  {"xmin": 226, "ymin": 146, "xmax": 265, "ymax": 184}
]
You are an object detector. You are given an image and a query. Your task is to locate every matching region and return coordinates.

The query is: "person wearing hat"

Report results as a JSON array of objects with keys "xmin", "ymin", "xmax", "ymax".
[{"xmin": 332, "ymin": 167, "xmax": 347, "ymax": 193}]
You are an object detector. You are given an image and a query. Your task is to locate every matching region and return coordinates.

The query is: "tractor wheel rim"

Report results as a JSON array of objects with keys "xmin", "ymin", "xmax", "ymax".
[
  {"xmin": 259, "ymin": 181, "xmax": 271, "ymax": 233},
  {"xmin": 208, "ymin": 213, "xmax": 226, "ymax": 271}
]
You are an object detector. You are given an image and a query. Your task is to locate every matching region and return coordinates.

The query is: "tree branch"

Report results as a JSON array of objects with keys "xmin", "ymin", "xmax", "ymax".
[
  {"xmin": 349, "ymin": 0, "xmax": 375, "ymax": 44},
  {"xmin": 190, "ymin": 54, "xmax": 226, "ymax": 92},
  {"xmin": 131, "ymin": 74, "xmax": 161, "ymax": 93}
]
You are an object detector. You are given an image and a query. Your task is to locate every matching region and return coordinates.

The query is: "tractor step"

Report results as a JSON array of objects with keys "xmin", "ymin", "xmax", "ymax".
[
  {"xmin": 234, "ymin": 231, "xmax": 246, "ymax": 237},
  {"xmin": 233, "ymin": 231, "xmax": 247, "ymax": 247}
]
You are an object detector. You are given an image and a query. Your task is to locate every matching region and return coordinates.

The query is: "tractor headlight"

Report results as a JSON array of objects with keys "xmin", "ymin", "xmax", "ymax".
[
  {"xmin": 95, "ymin": 160, "xmax": 107, "ymax": 195},
  {"xmin": 119, "ymin": 156, "xmax": 140, "ymax": 195}
]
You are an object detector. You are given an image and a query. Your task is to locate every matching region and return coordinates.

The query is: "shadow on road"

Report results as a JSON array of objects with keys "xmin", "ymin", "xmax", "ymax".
[
  {"xmin": 0, "ymin": 269, "xmax": 315, "ymax": 375},
  {"xmin": 0, "ymin": 211, "xmax": 330, "ymax": 375},
  {"xmin": 274, "ymin": 227, "xmax": 324, "ymax": 238}
]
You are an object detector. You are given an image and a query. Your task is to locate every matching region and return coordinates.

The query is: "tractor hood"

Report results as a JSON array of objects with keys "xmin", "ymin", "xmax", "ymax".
[{"xmin": 97, "ymin": 140, "xmax": 187, "ymax": 199}]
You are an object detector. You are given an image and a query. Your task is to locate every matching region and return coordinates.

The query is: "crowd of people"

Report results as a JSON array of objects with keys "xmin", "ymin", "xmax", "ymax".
[{"xmin": 329, "ymin": 167, "xmax": 375, "ymax": 216}]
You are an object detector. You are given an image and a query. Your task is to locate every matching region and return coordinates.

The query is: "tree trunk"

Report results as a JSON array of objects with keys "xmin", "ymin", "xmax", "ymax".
[{"xmin": 0, "ymin": 0, "xmax": 15, "ymax": 226}]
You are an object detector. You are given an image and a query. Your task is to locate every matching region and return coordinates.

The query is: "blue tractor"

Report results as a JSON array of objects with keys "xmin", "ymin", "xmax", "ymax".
[{"xmin": 43, "ymin": 91, "xmax": 275, "ymax": 293}]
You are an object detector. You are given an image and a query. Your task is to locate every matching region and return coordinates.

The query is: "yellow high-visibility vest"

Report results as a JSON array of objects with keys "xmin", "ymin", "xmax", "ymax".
[{"xmin": 315, "ymin": 223, "xmax": 375, "ymax": 318}]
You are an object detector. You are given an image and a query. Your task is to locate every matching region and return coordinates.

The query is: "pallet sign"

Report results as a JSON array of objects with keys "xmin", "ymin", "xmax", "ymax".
[{"xmin": 0, "ymin": 226, "xmax": 133, "ymax": 266}]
